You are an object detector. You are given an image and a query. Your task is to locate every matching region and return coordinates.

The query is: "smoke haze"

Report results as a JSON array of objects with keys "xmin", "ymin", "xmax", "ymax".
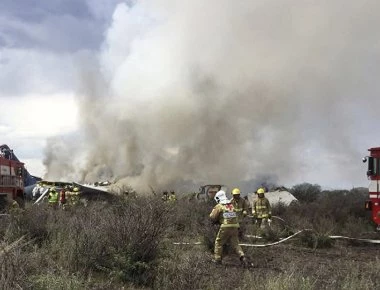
[{"xmin": 43, "ymin": 0, "xmax": 380, "ymax": 193}]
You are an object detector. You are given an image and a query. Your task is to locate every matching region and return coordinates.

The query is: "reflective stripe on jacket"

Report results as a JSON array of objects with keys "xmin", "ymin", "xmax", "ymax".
[
  {"xmin": 69, "ymin": 192, "xmax": 80, "ymax": 205},
  {"xmin": 210, "ymin": 203, "xmax": 239, "ymax": 228},
  {"xmin": 252, "ymin": 197, "xmax": 271, "ymax": 218}
]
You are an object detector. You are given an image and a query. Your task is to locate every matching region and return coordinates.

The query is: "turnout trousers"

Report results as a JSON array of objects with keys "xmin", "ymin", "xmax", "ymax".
[{"xmin": 214, "ymin": 227, "xmax": 244, "ymax": 261}]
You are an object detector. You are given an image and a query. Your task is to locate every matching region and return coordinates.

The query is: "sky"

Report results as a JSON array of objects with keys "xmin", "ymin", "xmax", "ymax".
[{"xmin": 1, "ymin": 0, "xmax": 380, "ymax": 193}]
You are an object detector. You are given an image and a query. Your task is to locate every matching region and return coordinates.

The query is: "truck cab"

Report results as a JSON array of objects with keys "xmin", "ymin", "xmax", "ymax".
[
  {"xmin": 363, "ymin": 147, "xmax": 380, "ymax": 230},
  {"xmin": 0, "ymin": 150, "xmax": 25, "ymax": 211}
]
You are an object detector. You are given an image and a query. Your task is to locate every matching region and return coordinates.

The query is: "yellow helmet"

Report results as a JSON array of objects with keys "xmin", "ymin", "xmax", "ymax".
[
  {"xmin": 50, "ymin": 187, "xmax": 56, "ymax": 192},
  {"xmin": 232, "ymin": 188, "xmax": 241, "ymax": 195},
  {"xmin": 257, "ymin": 188, "xmax": 265, "ymax": 194},
  {"xmin": 73, "ymin": 187, "xmax": 79, "ymax": 192}
]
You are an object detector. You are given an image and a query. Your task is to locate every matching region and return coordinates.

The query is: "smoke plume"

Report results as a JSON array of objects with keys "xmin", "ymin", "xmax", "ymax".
[{"xmin": 44, "ymin": 0, "xmax": 380, "ymax": 192}]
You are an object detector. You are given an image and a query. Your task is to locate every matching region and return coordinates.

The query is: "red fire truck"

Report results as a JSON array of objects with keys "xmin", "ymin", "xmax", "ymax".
[
  {"xmin": 363, "ymin": 147, "xmax": 380, "ymax": 230},
  {"xmin": 0, "ymin": 149, "xmax": 25, "ymax": 210}
]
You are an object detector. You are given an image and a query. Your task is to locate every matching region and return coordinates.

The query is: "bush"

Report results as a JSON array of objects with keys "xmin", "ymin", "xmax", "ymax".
[
  {"xmin": 50, "ymin": 197, "xmax": 171, "ymax": 286},
  {"xmin": 167, "ymin": 198, "xmax": 212, "ymax": 239},
  {"xmin": 290, "ymin": 183, "xmax": 321, "ymax": 203},
  {"xmin": 5, "ymin": 196, "xmax": 173, "ymax": 287},
  {"xmin": 0, "ymin": 237, "xmax": 30, "ymax": 289},
  {"xmin": 4, "ymin": 204, "xmax": 52, "ymax": 245}
]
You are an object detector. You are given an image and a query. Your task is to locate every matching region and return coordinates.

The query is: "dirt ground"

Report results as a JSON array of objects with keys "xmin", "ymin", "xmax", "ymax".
[{"xmin": 218, "ymin": 240, "xmax": 380, "ymax": 289}]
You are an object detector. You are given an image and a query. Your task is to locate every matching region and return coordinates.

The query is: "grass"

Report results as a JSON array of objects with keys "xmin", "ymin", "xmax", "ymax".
[{"xmin": 0, "ymin": 185, "xmax": 378, "ymax": 289}]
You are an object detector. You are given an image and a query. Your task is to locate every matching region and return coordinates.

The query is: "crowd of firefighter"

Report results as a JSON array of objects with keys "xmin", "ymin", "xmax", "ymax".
[
  {"xmin": 163, "ymin": 186, "xmax": 271, "ymax": 267},
  {"xmin": 32, "ymin": 182, "xmax": 82, "ymax": 209},
  {"xmin": 209, "ymin": 187, "xmax": 271, "ymax": 267}
]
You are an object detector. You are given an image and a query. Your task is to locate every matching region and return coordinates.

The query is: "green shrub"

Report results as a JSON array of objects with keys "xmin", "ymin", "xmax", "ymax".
[{"xmin": 290, "ymin": 183, "xmax": 321, "ymax": 203}]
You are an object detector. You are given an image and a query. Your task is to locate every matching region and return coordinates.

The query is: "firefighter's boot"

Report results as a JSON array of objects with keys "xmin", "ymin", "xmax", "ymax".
[{"xmin": 240, "ymin": 256, "xmax": 248, "ymax": 268}]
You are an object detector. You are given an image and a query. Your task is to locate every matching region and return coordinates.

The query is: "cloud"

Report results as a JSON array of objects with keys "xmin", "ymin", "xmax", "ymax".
[
  {"xmin": 0, "ymin": 1, "xmax": 107, "ymax": 177},
  {"xmin": 0, "ymin": 94, "xmax": 78, "ymax": 177},
  {"xmin": 0, "ymin": 48, "xmax": 79, "ymax": 97},
  {"xmin": 0, "ymin": 0, "xmax": 115, "ymax": 97},
  {"xmin": 0, "ymin": 1, "xmax": 103, "ymax": 52}
]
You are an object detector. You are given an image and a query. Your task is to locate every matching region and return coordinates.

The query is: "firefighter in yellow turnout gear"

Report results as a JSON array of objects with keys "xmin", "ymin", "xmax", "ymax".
[
  {"xmin": 48, "ymin": 187, "xmax": 59, "ymax": 209},
  {"xmin": 252, "ymin": 187, "xmax": 272, "ymax": 228},
  {"xmin": 168, "ymin": 191, "xmax": 177, "ymax": 202},
  {"xmin": 230, "ymin": 188, "xmax": 249, "ymax": 239},
  {"xmin": 8, "ymin": 198, "xmax": 22, "ymax": 214},
  {"xmin": 209, "ymin": 190, "xmax": 246, "ymax": 266},
  {"xmin": 67, "ymin": 187, "xmax": 80, "ymax": 206}
]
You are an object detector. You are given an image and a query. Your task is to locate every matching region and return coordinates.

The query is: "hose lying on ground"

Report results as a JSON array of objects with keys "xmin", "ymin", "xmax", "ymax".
[
  {"xmin": 173, "ymin": 214, "xmax": 380, "ymax": 247},
  {"xmin": 239, "ymin": 229, "xmax": 311, "ymax": 247},
  {"xmin": 173, "ymin": 229, "xmax": 380, "ymax": 247},
  {"xmin": 328, "ymin": 235, "xmax": 380, "ymax": 244},
  {"xmin": 240, "ymin": 232, "xmax": 380, "ymax": 247}
]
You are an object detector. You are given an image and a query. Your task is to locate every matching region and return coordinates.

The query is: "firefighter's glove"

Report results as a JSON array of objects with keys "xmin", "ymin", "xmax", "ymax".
[{"xmin": 268, "ymin": 214, "xmax": 272, "ymax": 219}]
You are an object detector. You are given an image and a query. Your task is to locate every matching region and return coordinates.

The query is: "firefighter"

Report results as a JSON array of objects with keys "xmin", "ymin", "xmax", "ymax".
[
  {"xmin": 68, "ymin": 187, "xmax": 80, "ymax": 206},
  {"xmin": 252, "ymin": 187, "xmax": 272, "ymax": 229},
  {"xmin": 8, "ymin": 198, "xmax": 22, "ymax": 214},
  {"xmin": 162, "ymin": 191, "xmax": 169, "ymax": 202},
  {"xmin": 59, "ymin": 187, "xmax": 67, "ymax": 210},
  {"xmin": 168, "ymin": 190, "xmax": 177, "ymax": 202},
  {"xmin": 230, "ymin": 187, "xmax": 249, "ymax": 239},
  {"xmin": 48, "ymin": 187, "xmax": 59, "ymax": 209},
  {"xmin": 32, "ymin": 182, "xmax": 42, "ymax": 201},
  {"xmin": 10, "ymin": 199, "xmax": 19, "ymax": 208},
  {"xmin": 209, "ymin": 190, "xmax": 247, "ymax": 266}
]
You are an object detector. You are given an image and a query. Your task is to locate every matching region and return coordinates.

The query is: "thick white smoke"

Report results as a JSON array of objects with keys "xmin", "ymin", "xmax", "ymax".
[{"xmin": 44, "ymin": 0, "xmax": 380, "ymax": 192}]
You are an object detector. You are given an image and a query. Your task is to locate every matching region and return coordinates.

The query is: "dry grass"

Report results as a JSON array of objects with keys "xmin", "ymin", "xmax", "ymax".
[{"xmin": 0, "ymin": 185, "xmax": 378, "ymax": 289}]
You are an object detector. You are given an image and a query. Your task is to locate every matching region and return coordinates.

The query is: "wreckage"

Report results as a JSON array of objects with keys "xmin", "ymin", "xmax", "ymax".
[
  {"xmin": 196, "ymin": 185, "xmax": 227, "ymax": 201},
  {"xmin": 247, "ymin": 187, "xmax": 298, "ymax": 206},
  {"xmin": 31, "ymin": 180, "xmax": 118, "ymax": 205}
]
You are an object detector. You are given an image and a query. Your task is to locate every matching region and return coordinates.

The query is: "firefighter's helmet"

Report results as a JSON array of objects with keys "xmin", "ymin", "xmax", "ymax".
[
  {"xmin": 73, "ymin": 187, "xmax": 79, "ymax": 192},
  {"xmin": 232, "ymin": 188, "xmax": 241, "ymax": 195},
  {"xmin": 214, "ymin": 190, "xmax": 229, "ymax": 204},
  {"xmin": 50, "ymin": 187, "xmax": 56, "ymax": 192},
  {"xmin": 257, "ymin": 188, "xmax": 265, "ymax": 194}
]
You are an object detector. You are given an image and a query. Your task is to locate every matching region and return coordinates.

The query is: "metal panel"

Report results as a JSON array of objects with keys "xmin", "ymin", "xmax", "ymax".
[
  {"xmin": 0, "ymin": 165, "xmax": 10, "ymax": 175},
  {"xmin": 369, "ymin": 180, "xmax": 378, "ymax": 193}
]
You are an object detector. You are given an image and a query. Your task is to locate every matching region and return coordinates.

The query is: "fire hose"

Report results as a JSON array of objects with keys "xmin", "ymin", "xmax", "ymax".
[{"xmin": 173, "ymin": 216, "xmax": 380, "ymax": 247}]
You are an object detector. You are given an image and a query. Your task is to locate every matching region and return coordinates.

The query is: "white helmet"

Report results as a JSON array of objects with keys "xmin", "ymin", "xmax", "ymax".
[{"xmin": 214, "ymin": 190, "xmax": 229, "ymax": 204}]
